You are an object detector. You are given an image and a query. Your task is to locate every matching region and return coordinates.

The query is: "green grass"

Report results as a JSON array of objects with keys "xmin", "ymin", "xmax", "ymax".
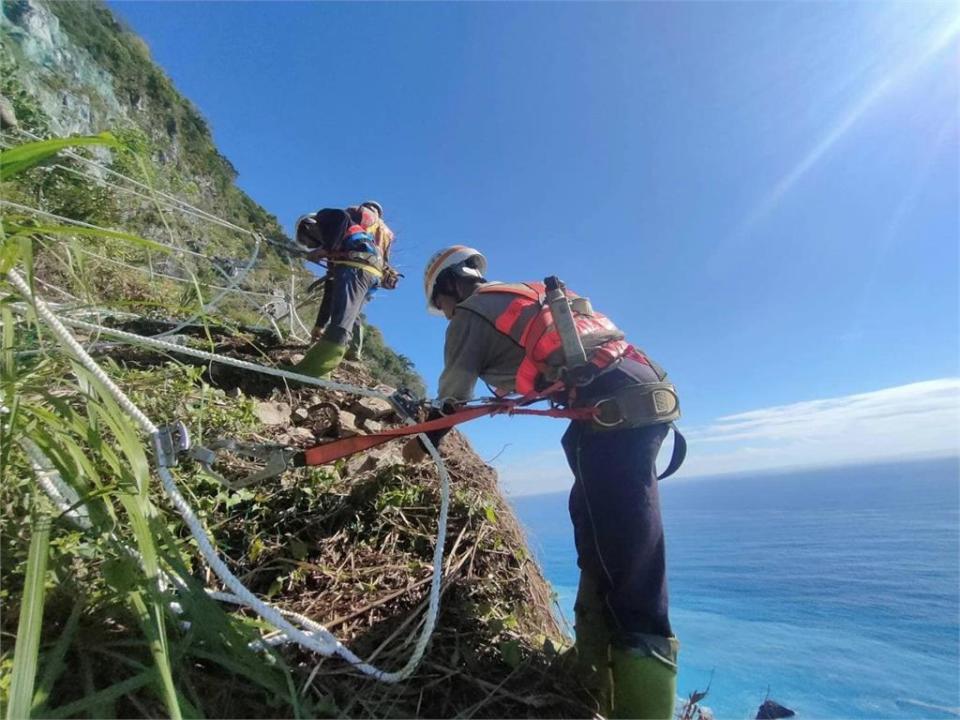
[
  {"xmin": 0, "ymin": 53, "xmax": 435, "ymax": 714},
  {"xmin": 1, "ymin": 134, "xmax": 241, "ymax": 719}
]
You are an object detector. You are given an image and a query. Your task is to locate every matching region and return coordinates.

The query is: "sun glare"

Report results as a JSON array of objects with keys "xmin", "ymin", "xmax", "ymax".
[{"xmin": 728, "ymin": 3, "xmax": 960, "ymax": 245}]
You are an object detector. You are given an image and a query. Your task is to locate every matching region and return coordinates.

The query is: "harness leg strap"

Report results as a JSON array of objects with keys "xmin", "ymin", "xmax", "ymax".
[{"xmin": 657, "ymin": 424, "xmax": 686, "ymax": 481}]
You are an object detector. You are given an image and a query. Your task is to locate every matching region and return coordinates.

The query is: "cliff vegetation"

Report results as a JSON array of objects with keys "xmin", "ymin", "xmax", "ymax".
[{"xmin": 0, "ymin": 2, "xmax": 590, "ymax": 718}]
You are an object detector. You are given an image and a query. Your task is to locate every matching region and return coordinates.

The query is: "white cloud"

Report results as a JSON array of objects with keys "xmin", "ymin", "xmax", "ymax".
[{"xmin": 497, "ymin": 379, "xmax": 960, "ymax": 495}]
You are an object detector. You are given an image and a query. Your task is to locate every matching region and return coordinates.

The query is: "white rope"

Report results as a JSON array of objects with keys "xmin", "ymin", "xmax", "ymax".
[
  {"xmin": 11, "ymin": 419, "xmax": 348, "ymax": 653},
  {"xmin": 67, "ymin": 244, "xmax": 274, "ymax": 298},
  {"xmin": 46, "ymin": 160, "xmax": 264, "ymax": 239},
  {"xmin": 8, "ymin": 200, "xmax": 244, "ymax": 295},
  {"xmin": 1, "ymin": 200, "xmax": 216, "ymax": 262},
  {"xmin": 7, "ymin": 268, "xmax": 449, "ymax": 683},
  {"xmin": 13, "ymin": 127, "xmax": 260, "ymax": 239},
  {"xmin": 284, "ymin": 258, "xmax": 312, "ymax": 341},
  {"xmin": 47, "ymin": 315, "xmax": 392, "ymax": 400},
  {"xmin": 3, "ymin": 143, "xmax": 309, "ymax": 342},
  {"xmin": 290, "ymin": 301, "xmax": 312, "ymax": 341},
  {"xmin": 7, "ymin": 129, "xmax": 306, "ymax": 270},
  {"xmin": 152, "ymin": 234, "xmax": 261, "ymax": 338},
  {"xmin": 19, "ymin": 437, "xmax": 92, "ymax": 530},
  {"xmin": 22, "ymin": 207, "xmax": 267, "ymax": 338},
  {"xmin": 31, "ymin": 155, "xmax": 308, "ymax": 283}
]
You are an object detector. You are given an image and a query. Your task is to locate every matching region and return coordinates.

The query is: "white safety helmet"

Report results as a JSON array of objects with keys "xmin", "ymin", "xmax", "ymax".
[
  {"xmin": 423, "ymin": 245, "xmax": 488, "ymax": 315},
  {"xmin": 295, "ymin": 213, "xmax": 320, "ymax": 248},
  {"xmin": 360, "ymin": 200, "xmax": 383, "ymax": 217}
]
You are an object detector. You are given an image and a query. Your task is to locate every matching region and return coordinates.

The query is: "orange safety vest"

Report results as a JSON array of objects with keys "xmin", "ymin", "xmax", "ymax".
[{"xmin": 472, "ymin": 282, "xmax": 642, "ymax": 396}]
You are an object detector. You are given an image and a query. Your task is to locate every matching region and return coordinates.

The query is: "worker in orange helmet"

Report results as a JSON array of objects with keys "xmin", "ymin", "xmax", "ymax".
[{"xmin": 403, "ymin": 245, "xmax": 684, "ymax": 719}]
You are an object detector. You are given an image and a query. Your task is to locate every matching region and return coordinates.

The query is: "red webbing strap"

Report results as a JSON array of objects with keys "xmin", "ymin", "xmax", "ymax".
[
  {"xmin": 511, "ymin": 406, "xmax": 596, "ymax": 420},
  {"xmin": 301, "ymin": 401, "xmax": 596, "ymax": 467},
  {"xmin": 302, "ymin": 405, "xmax": 498, "ymax": 466}
]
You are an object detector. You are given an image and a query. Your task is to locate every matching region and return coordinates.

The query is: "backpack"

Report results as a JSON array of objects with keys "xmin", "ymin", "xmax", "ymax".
[
  {"xmin": 295, "ymin": 206, "xmax": 394, "ymax": 271},
  {"xmin": 295, "ymin": 208, "xmax": 351, "ymax": 253}
]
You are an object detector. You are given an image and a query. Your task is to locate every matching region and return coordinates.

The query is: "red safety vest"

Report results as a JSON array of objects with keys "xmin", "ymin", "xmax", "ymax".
[{"xmin": 472, "ymin": 282, "xmax": 648, "ymax": 395}]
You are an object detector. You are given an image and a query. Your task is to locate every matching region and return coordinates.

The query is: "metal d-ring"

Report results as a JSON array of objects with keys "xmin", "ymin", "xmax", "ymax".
[{"xmin": 592, "ymin": 397, "xmax": 624, "ymax": 428}]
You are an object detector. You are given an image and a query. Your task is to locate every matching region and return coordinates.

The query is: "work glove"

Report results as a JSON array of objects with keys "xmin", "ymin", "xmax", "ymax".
[
  {"xmin": 402, "ymin": 437, "xmax": 428, "ymax": 464},
  {"xmin": 380, "ymin": 266, "xmax": 402, "ymax": 290},
  {"xmin": 311, "ymin": 326, "xmax": 325, "ymax": 341}
]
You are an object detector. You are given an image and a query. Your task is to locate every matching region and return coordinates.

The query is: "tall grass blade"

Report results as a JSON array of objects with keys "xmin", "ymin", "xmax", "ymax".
[
  {"xmin": 6, "ymin": 224, "xmax": 172, "ymax": 254},
  {"xmin": 31, "ymin": 597, "xmax": 83, "ymax": 713},
  {"xmin": 6, "ymin": 499, "xmax": 52, "ymax": 720},
  {"xmin": 125, "ymin": 586, "xmax": 182, "ymax": 720},
  {"xmin": 44, "ymin": 670, "xmax": 156, "ymax": 720},
  {"xmin": 0, "ymin": 133, "xmax": 119, "ymax": 180},
  {"xmin": 74, "ymin": 365, "xmax": 182, "ymax": 719}
]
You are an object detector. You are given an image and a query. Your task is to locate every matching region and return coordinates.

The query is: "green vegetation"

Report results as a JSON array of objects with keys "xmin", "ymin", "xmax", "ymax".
[
  {"xmin": 0, "ymin": 346, "xmax": 317, "ymax": 718},
  {"xmin": 1, "ymin": 330, "xmax": 573, "ymax": 716},
  {"xmin": 1, "ymin": 0, "xmax": 424, "ymax": 391},
  {"xmin": 0, "ymin": 4, "xmax": 576, "ymax": 716},
  {"xmin": 45, "ymin": 1, "xmax": 240, "ymax": 198},
  {"xmin": 0, "ymin": 135, "xmax": 575, "ymax": 720}
]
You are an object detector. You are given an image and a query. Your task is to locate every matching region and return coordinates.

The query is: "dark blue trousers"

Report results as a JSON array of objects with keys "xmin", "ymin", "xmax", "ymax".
[
  {"xmin": 563, "ymin": 420, "xmax": 673, "ymax": 645},
  {"xmin": 319, "ymin": 265, "xmax": 377, "ymax": 346}
]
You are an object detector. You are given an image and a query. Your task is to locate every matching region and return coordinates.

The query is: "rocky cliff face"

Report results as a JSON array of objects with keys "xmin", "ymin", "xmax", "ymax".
[
  {"xmin": 3, "ymin": 0, "xmax": 125, "ymax": 136},
  {"xmin": 2, "ymin": 0, "xmax": 292, "ymax": 289},
  {"xmin": 3, "ymin": 0, "xmax": 241, "ymax": 194}
]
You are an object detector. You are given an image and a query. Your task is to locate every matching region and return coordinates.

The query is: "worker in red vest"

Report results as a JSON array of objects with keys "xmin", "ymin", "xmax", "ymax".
[
  {"xmin": 290, "ymin": 201, "xmax": 397, "ymax": 378},
  {"xmin": 403, "ymin": 245, "xmax": 683, "ymax": 720}
]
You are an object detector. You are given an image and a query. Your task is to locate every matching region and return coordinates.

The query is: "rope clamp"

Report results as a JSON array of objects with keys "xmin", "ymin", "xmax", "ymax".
[
  {"xmin": 388, "ymin": 387, "xmax": 424, "ymax": 419},
  {"xmin": 187, "ymin": 438, "xmax": 303, "ymax": 490},
  {"xmin": 154, "ymin": 421, "xmax": 192, "ymax": 467}
]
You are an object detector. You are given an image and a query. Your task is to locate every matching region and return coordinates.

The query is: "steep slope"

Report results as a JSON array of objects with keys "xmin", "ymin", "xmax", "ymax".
[
  {"xmin": 3, "ymin": 317, "xmax": 587, "ymax": 717},
  {"xmin": 0, "ymin": 2, "xmax": 592, "ymax": 717},
  {"xmin": 1, "ymin": 0, "xmax": 423, "ymax": 394}
]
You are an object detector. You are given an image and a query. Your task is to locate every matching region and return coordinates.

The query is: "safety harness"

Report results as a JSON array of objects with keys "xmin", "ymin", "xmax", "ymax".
[
  {"xmin": 469, "ymin": 277, "xmax": 682, "ymax": 422},
  {"xmin": 296, "ymin": 206, "xmax": 395, "ymax": 277},
  {"xmin": 163, "ymin": 383, "xmax": 686, "ymax": 490},
  {"xmin": 160, "ymin": 277, "xmax": 685, "ymax": 488},
  {"xmin": 474, "ymin": 280, "xmax": 629, "ymax": 395}
]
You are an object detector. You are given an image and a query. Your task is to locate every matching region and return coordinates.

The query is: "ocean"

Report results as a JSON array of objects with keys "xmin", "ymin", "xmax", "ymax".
[{"xmin": 509, "ymin": 457, "xmax": 960, "ymax": 719}]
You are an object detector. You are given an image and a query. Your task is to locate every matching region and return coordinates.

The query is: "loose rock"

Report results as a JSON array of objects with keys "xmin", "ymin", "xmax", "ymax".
[
  {"xmin": 286, "ymin": 427, "xmax": 316, "ymax": 444},
  {"xmin": 348, "ymin": 397, "xmax": 394, "ymax": 421},
  {"xmin": 255, "ymin": 401, "xmax": 291, "ymax": 426},
  {"xmin": 337, "ymin": 410, "xmax": 360, "ymax": 433}
]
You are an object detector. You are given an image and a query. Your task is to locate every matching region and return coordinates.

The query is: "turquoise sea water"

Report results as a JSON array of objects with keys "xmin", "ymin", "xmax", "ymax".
[{"xmin": 509, "ymin": 457, "xmax": 960, "ymax": 719}]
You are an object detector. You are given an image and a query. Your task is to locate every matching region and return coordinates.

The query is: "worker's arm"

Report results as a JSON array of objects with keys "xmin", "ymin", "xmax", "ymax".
[
  {"xmin": 436, "ymin": 312, "xmax": 490, "ymax": 405},
  {"xmin": 306, "ymin": 248, "xmax": 330, "ymax": 263},
  {"xmin": 402, "ymin": 311, "xmax": 494, "ymax": 462}
]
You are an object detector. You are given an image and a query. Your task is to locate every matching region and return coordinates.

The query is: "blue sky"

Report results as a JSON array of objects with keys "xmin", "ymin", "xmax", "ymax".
[{"xmin": 109, "ymin": 1, "xmax": 959, "ymax": 493}]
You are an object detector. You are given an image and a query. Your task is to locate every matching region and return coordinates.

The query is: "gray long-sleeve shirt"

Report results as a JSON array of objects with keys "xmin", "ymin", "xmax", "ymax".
[
  {"xmin": 436, "ymin": 291, "xmax": 526, "ymax": 403},
  {"xmin": 426, "ymin": 282, "xmax": 664, "ymax": 448}
]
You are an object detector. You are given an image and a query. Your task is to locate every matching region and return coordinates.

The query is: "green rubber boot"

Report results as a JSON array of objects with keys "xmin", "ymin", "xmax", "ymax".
[
  {"xmin": 610, "ymin": 637, "xmax": 679, "ymax": 720},
  {"xmin": 572, "ymin": 573, "xmax": 613, "ymax": 716},
  {"xmin": 291, "ymin": 339, "xmax": 347, "ymax": 379}
]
